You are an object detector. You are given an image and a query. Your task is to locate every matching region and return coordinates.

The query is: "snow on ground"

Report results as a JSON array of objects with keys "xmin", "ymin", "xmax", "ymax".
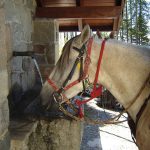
[{"xmin": 80, "ymin": 99, "xmax": 139, "ymax": 150}]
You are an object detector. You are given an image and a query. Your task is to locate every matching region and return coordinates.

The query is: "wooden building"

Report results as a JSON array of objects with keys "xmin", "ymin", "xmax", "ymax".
[{"xmin": 35, "ymin": 0, "xmax": 125, "ymax": 32}]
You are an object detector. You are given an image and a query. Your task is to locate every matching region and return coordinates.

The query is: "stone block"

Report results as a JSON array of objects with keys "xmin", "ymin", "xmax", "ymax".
[
  {"xmin": 0, "ymin": 9, "xmax": 12, "ymax": 89},
  {"xmin": 0, "ymin": 131, "xmax": 10, "ymax": 150},
  {"xmin": 0, "ymin": 9, "xmax": 9, "ymax": 69},
  {"xmin": 0, "ymin": 8, "xmax": 10, "ymax": 111},
  {"xmin": 8, "ymin": 0, "xmax": 36, "ymax": 12},
  {"xmin": 25, "ymin": 0, "xmax": 36, "ymax": 13},
  {"xmin": 6, "ymin": 24, "xmax": 13, "ymax": 62},
  {"xmin": 28, "ymin": 120, "xmax": 82, "ymax": 150},
  {"xmin": 0, "ymin": 0, "xmax": 4, "ymax": 8},
  {"xmin": 33, "ymin": 20, "xmax": 60, "ymax": 65},
  {"xmin": 11, "ymin": 57, "xmax": 23, "ymax": 72},
  {"xmin": 0, "ymin": 100, "xmax": 9, "ymax": 136},
  {"xmin": 33, "ymin": 45, "xmax": 46, "ymax": 54},
  {"xmin": 34, "ymin": 44, "xmax": 58, "ymax": 65},
  {"xmin": 0, "ymin": 9, "xmax": 10, "ymax": 147},
  {"xmin": 5, "ymin": 0, "xmax": 34, "ymax": 52},
  {"xmin": 10, "ymin": 119, "xmax": 82, "ymax": 150},
  {"xmin": 10, "ymin": 121, "xmax": 38, "ymax": 150},
  {"xmin": 47, "ymin": 43, "xmax": 56, "ymax": 64},
  {"xmin": 1, "ymin": 74, "xmax": 8, "ymax": 91},
  {"xmin": 11, "ymin": 57, "xmax": 36, "ymax": 91},
  {"xmin": 33, "ymin": 20, "xmax": 57, "ymax": 45},
  {"xmin": 0, "ymin": 70, "xmax": 9, "ymax": 100}
]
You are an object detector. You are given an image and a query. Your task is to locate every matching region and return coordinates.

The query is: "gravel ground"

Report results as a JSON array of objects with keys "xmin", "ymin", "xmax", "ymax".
[{"xmin": 80, "ymin": 99, "xmax": 139, "ymax": 150}]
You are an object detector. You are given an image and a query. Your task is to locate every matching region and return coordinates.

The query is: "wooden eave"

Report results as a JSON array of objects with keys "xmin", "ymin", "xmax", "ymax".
[
  {"xmin": 36, "ymin": 6, "xmax": 121, "ymax": 19},
  {"xmin": 35, "ymin": 0, "xmax": 125, "ymax": 32}
]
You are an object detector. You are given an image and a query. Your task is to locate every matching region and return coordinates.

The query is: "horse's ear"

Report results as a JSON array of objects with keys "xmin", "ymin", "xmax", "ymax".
[
  {"xmin": 96, "ymin": 29, "xmax": 102, "ymax": 39},
  {"xmin": 109, "ymin": 32, "xmax": 115, "ymax": 39},
  {"xmin": 80, "ymin": 25, "xmax": 91, "ymax": 44}
]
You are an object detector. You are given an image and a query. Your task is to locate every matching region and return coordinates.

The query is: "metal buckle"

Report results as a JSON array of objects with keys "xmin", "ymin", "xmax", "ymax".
[{"xmin": 52, "ymin": 92, "xmax": 63, "ymax": 103}]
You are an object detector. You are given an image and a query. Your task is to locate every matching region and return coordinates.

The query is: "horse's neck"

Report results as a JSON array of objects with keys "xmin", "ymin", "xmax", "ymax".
[{"xmin": 90, "ymin": 39, "xmax": 150, "ymax": 122}]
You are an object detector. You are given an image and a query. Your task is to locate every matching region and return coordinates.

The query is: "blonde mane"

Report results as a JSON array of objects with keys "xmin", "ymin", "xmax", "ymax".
[{"xmin": 57, "ymin": 37, "xmax": 76, "ymax": 71}]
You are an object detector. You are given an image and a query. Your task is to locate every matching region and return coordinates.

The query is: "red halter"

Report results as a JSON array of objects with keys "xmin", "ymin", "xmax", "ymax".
[
  {"xmin": 76, "ymin": 39, "xmax": 106, "ymax": 118},
  {"xmin": 47, "ymin": 38, "xmax": 93, "ymax": 92},
  {"xmin": 47, "ymin": 38, "xmax": 106, "ymax": 118}
]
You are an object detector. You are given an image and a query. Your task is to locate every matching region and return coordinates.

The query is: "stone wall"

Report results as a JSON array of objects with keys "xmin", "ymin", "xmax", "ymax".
[
  {"xmin": 33, "ymin": 20, "xmax": 59, "ymax": 81},
  {"xmin": 5, "ymin": 0, "xmax": 37, "ymax": 92},
  {"xmin": 4, "ymin": 0, "xmax": 40, "ymax": 120},
  {"xmin": 5, "ymin": 0, "xmax": 35, "ymax": 52},
  {"xmin": 0, "ymin": 7, "xmax": 11, "ymax": 150},
  {"xmin": 10, "ymin": 119, "xmax": 82, "ymax": 150},
  {"xmin": 0, "ymin": 0, "xmax": 36, "ymax": 149}
]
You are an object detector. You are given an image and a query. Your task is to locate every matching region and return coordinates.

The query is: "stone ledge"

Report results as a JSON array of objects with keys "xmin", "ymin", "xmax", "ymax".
[
  {"xmin": 10, "ymin": 119, "xmax": 82, "ymax": 150},
  {"xmin": 10, "ymin": 120, "xmax": 38, "ymax": 150}
]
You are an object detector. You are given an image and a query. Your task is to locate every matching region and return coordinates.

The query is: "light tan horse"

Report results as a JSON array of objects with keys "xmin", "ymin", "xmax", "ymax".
[{"xmin": 28, "ymin": 25, "xmax": 150, "ymax": 150}]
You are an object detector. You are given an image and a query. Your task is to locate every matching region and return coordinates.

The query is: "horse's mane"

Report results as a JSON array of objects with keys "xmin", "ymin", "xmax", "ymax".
[{"xmin": 57, "ymin": 37, "xmax": 76, "ymax": 71}]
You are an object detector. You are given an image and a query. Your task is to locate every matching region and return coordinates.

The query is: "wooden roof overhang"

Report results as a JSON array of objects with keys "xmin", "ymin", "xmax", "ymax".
[{"xmin": 35, "ymin": 0, "xmax": 125, "ymax": 32}]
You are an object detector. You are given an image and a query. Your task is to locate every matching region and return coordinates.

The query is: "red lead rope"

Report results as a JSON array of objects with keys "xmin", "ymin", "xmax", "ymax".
[{"xmin": 76, "ymin": 40, "xmax": 106, "ymax": 118}]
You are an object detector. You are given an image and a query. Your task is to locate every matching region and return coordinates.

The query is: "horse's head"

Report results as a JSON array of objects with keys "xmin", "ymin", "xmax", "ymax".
[{"xmin": 40, "ymin": 25, "xmax": 91, "ymax": 110}]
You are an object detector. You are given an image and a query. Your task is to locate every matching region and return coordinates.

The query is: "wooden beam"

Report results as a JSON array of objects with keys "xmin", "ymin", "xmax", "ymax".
[
  {"xmin": 44, "ymin": 0, "xmax": 76, "ymax": 7},
  {"xmin": 36, "ymin": 6, "xmax": 121, "ymax": 19},
  {"xmin": 80, "ymin": 0, "xmax": 84, "ymax": 6},
  {"xmin": 35, "ymin": 0, "xmax": 44, "ymax": 7},
  {"xmin": 76, "ymin": 0, "xmax": 80, "ymax": 6},
  {"xmin": 59, "ymin": 25, "xmax": 113, "ymax": 32},
  {"xmin": 58, "ymin": 19, "xmax": 114, "ymax": 26},
  {"xmin": 78, "ymin": 0, "xmax": 116, "ymax": 6},
  {"xmin": 115, "ymin": 0, "xmax": 122, "ymax": 6},
  {"xmin": 82, "ymin": 19, "xmax": 113, "ymax": 25}
]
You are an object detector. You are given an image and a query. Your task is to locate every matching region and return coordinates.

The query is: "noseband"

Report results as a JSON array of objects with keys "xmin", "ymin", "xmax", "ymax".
[{"xmin": 47, "ymin": 37, "xmax": 106, "ymax": 119}]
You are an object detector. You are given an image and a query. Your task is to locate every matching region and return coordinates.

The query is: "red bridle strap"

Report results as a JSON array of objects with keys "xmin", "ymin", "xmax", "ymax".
[
  {"xmin": 47, "ymin": 78, "xmax": 59, "ymax": 91},
  {"xmin": 93, "ymin": 40, "xmax": 106, "ymax": 89},
  {"xmin": 64, "ymin": 38, "xmax": 93, "ymax": 91},
  {"xmin": 82, "ymin": 38, "xmax": 93, "ymax": 78},
  {"xmin": 76, "ymin": 40, "xmax": 106, "ymax": 118},
  {"xmin": 91, "ymin": 39, "xmax": 106, "ymax": 97}
]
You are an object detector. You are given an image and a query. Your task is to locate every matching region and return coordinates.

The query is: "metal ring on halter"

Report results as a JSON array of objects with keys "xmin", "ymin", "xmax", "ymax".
[
  {"xmin": 77, "ymin": 56, "xmax": 81, "ymax": 59},
  {"xmin": 52, "ymin": 92, "xmax": 63, "ymax": 103},
  {"xmin": 85, "ymin": 57, "xmax": 91, "ymax": 64}
]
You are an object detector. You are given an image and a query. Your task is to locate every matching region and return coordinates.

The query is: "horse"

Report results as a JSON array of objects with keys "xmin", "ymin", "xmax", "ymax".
[{"xmin": 26, "ymin": 25, "xmax": 150, "ymax": 150}]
